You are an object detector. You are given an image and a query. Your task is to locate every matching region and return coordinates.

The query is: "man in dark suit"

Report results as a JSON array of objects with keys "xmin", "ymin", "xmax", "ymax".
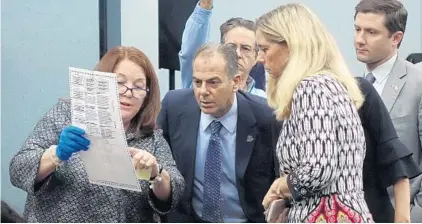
[{"xmin": 158, "ymin": 43, "xmax": 279, "ymax": 222}]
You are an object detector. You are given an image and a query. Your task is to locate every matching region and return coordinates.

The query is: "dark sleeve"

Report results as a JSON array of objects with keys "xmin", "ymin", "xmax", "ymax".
[
  {"xmin": 157, "ymin": 93, "xmax": 170, "ymax": 144},
  {"xmin": 249, "ymin": 63, "xmax": 266, "ymax": 91},
  {"xmin": 357, "ymin": 77, "xmax": 421, "ymax": 188},
  {"xmin": 272, "ymin": 120, "xmax": 282, "ymax": 177}
]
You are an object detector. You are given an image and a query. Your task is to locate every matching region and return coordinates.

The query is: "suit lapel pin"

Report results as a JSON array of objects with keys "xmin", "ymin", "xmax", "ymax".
[
  {"xmin": 391, "ymin": 84, "xmax": 398, "ymax": 92},
  {"xmin": 247, "ymin": 135, "xmax": 254, "ymax": 142}
]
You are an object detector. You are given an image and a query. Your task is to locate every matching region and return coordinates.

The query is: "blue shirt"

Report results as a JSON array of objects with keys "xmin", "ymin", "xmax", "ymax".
[
  {"xmin": 247, "ymin": 76, "xmax": 267, "ymax": 98},
  {"xmin": 179, "ymin": 2, "xmax": 267, "ymax": 99},
  {"xmin": 179, "ymin": 2, "xmax": 211, "ymax": 89},
  {"xmin": 192, "ymin": 94, "xmax": 247, "ymax": 222}
]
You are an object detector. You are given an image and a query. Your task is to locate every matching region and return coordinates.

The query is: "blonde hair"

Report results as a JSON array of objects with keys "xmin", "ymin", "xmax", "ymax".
[{"xmin": 257, "ymin": 3, "xmax": 364, "ymax": 120}]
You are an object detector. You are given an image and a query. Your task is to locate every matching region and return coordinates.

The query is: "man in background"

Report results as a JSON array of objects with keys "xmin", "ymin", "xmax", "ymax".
[
  {"xmin": 179, "ymin": 0, "xmax": 266, "ymax": 97},
  {"xmin": 353, "ymin": 0, "xmax": 422, "ymax": 222}
]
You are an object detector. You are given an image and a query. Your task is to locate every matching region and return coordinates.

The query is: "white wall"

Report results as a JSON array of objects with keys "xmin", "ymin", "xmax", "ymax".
[
  {"xmin": 121, "ymin": 0, "xmax": 173, "ymax": 98},
  {"xmin": 1, "ymin": 0, "xmax": 100, "ymax": 213}
]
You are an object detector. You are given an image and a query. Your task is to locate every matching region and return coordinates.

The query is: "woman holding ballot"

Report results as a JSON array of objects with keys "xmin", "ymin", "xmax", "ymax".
[{"xmin": 9, "ymin": 46, "xmax": 185, "ymax": 222}]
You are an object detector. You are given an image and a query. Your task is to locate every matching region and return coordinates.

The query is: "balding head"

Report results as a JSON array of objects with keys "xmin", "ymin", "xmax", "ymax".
[{"xmin": 193, "ymin": 43, "xmax": 239, "ymax": 78}]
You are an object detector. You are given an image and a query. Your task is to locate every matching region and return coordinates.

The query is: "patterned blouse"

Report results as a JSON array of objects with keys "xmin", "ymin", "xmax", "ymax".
[
  {"xmin": 277, "ymin": 75, "xmax": 373, "ymax": 222},
  {"xmin": 9, "ymin": 100, "xmax": 185, "ymax": 222}
]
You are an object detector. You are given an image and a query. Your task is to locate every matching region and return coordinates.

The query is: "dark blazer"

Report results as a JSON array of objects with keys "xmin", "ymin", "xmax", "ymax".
[
  {"xmin": 158, "ymin": 89, "xmax": 279, "ymax": 222},
  {"xmin": 357, "ymin": 77, "xmax": 421, "ymax": 222},
  {"xmin": 249, "ymin": 63, "xmax": 266, "ymax": 91}
]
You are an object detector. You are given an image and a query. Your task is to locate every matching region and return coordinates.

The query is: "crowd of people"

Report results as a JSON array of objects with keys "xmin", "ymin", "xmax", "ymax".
[{"xmin": 6, "ymin": 0, "xmax": 422, "ymax": 222}]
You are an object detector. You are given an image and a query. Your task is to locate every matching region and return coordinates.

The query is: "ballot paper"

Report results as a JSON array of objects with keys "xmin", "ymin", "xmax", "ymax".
[{"xmin": 69, "ymin": 67, "xmax": 142, "ymax": 192}]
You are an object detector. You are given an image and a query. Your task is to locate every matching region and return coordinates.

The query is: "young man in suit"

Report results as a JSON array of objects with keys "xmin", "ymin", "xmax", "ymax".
[
  {"xmin": 356, "ymin": 77, "xmax": 421, "ymax": 222},
  {"xmin": 354, "ymin": 0, "xmax": 422, "ymax": 222},
  {"xmin": 158, "ymin": 43, "xmax": 279, "ymax": 222}
]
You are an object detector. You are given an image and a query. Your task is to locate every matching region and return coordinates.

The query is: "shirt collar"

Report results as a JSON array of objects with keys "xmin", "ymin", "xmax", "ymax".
[
  {"xmin": 365, "ymin": 53, "xmax": 397, "ymax": 82},
  {"xmin": 246, "ymin": 76, "xmax": 256, "ymax": 92},
  {"xmin": 200, "ymin": 94, "xmax": 237, "ymax": 134}
]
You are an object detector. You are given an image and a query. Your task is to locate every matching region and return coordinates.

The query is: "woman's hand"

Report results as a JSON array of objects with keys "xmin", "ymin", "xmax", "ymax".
[
  {"xmin": 128, "ymin": 147, "xmax": 171, "ymax": 201},
  {"xmin": 36, "ymin": 126, "xmax": 90, "ymax": 183},
  {"xmin": 56, "ymin": 125, "xmax": 90, "ymax": 161},
  {"xmin": 128, "ymin": 147, "xmax": 159, "ymax": 178},
  {"xmin": 263, "ymin": 176, "xmax": 291, "ymax": 210},
  {"xmin": 263, "ymin": 178, "xmax": 283, "ymax": 210}
]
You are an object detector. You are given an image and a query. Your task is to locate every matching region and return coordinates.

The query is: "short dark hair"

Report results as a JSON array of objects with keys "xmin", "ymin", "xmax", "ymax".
[
  {"xmin": 94, "ymin": 46, "xmax": 160, "ymax": 136},
  {"xmin": 355, "ymin": 0, "xmax": 407, "ymax": 46},
  {"xmin": 193, "ymin": 43, "xmax": 239, "ymax": 78},
  {"xmin": 219, "ymin": 18, "xmax": 256, "ymax": 43}
]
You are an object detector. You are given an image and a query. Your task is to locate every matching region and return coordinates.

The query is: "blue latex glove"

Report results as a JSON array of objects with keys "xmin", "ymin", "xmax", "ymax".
[{"xmin": 56, "ymin": 126, "xmax": 90, "ymax": 161}]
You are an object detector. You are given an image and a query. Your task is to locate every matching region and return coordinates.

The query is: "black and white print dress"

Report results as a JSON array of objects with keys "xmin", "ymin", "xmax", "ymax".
[{"xmin": 277, "ymin": 74, "xmax": 373, "ymax": 223}]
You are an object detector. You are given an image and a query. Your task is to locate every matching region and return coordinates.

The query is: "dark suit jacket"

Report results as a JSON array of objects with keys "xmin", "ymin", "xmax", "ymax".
[
  {"xmin": 250, "ymin": 63, "xmax": 266, "ymax": 91},
  {"xmin": 158, "ymin": 89, "xmax": 280, "ymax": 222},
  {"xmin": 357, "ymin": 77, "xmax": 421, "ymax": 222}
]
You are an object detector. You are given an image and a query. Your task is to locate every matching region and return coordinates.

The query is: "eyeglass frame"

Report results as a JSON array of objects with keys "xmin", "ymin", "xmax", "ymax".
[
  {"xmin": 118, "ymin": 83, "xmax": 149, "ymax": 99},
  {"xmin": 224, "ymin": 42, "xmax": 258, "ymax": 57}
]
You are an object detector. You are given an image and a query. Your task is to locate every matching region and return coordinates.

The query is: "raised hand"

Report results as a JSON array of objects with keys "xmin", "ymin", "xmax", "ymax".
[{"xmin": 199, "ymin": 0, "xmax": 213, "ymax": 9}]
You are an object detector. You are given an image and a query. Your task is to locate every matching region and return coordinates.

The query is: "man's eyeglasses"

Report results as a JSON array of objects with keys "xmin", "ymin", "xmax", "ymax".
[
  {"xmin": 225, "ymin": 43, "xmax": 257, "ymax": 57},
  {"xmin": 118, "ymin": 84, "xmax": 149, "ymax": 99}
]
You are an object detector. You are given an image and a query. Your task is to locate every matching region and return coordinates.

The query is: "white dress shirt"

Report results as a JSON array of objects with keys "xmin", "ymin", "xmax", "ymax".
[{"xmin": 365, "ymin": 53, "xmax": 398, "ymax": 95}]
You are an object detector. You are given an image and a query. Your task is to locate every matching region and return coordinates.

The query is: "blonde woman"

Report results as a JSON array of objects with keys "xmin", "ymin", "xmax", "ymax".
[{"xmin": 257, "ymin": 4, "xmax": 373, "ymax": 223}]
